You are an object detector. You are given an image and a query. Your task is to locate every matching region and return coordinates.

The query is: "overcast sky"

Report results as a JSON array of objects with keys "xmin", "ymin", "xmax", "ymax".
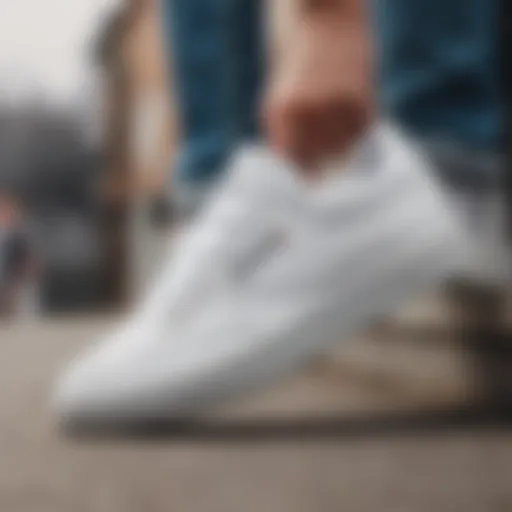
[{"xmin": 0, "ymin": 0, "xmax": 121, "ymax": 106}]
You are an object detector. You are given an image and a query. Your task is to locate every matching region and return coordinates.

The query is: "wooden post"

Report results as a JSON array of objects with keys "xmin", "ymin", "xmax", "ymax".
[{"xmin": 96, "ymin": 5, "xmax": 138, "ymax": 308}]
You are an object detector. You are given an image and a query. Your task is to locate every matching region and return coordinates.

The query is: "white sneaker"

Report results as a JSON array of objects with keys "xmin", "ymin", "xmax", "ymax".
[{"xmin": 55, "ymin": 123, "xmax": 468, "ymax": 425}]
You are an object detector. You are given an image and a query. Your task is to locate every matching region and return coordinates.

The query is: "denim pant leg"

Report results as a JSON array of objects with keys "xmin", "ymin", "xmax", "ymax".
[
  {"xmin": 162, "ymin": 0, "xmax": 235, "ymax": 185},
  {"xmin": 161, "ymin": 0, "xmax": 263, "ymax": 188},
  {"xmin": 229, "ymin": 0, "xmax": 265, "ymax": 141},
  {"xmin": 374, "ymin": 0, "xmax": 504, "ymax": 161}
]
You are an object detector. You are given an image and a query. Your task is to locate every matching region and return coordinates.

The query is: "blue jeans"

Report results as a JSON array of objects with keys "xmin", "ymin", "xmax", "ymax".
[
  {"xmin": 162, "ymin": 0, "xmax": 504, "ymax": 187},
  {"xmin": 374, "ymin": 0, "xmax": 504, "ymax": 188},
  {"xmin": 162, "ymin": 0, "xmax": 263, "ymax": 186}
]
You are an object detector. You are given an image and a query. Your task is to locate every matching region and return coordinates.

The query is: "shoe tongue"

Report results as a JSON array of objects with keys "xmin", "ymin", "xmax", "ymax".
[{"xmin": 225, "ymin": 145, "xmax": 305, "ymax": 201}]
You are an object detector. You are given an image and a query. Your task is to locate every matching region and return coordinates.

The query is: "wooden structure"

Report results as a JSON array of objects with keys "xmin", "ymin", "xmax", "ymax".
[{"xmin": 96, "ymin": 0, "xmax": 175, "ymax": 306}]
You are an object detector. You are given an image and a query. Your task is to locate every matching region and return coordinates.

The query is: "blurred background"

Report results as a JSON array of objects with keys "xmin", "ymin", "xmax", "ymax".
[
  {"xmin": 0, "ymin": 0, "xmax": 176, "ymax": 315},
  {"xmin": 1, "ymin": 1, "xmax": 512, "ymax": 511}
]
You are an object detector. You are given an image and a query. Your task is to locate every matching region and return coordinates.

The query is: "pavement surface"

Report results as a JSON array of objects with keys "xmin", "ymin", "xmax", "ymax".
[{"xmin": 1, "ymin": 317, "xmax": 512, "ymax": 512}]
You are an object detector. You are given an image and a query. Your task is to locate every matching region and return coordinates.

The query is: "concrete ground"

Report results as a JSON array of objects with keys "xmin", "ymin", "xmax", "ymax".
[{"xmin": 1, "ymin": 317, "xmax": 512, "ymax": 512}]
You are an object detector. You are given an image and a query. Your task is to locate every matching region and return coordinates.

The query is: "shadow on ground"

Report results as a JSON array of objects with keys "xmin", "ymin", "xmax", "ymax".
[{"xmin": 65, "ymin": 404, "xmax": 512, "ymax": 444}]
